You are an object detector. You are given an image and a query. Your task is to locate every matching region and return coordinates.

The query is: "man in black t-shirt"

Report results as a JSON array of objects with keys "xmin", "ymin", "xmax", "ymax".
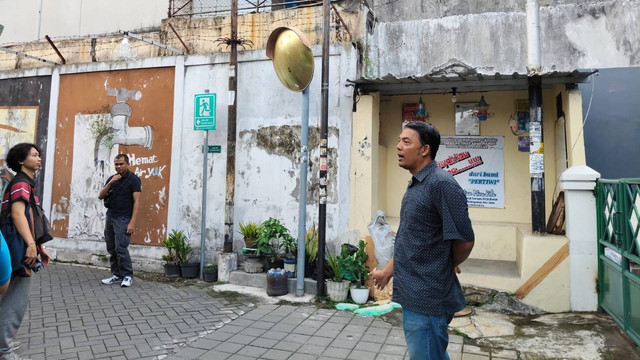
[{"xmin": 98, "ymin": 154, "xmax": 141, "ymax": 287}]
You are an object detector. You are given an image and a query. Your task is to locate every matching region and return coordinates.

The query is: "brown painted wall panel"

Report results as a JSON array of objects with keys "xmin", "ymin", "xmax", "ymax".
[{"xmin": 52, "ymin": 68, "xmax": 175, "ymax": 246}]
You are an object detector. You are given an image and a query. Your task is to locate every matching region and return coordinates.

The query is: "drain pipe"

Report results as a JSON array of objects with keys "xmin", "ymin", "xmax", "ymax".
[
  {"xmin": 36, "ymin": 0, "xmax": 43, "ymax": 40},
  {"xmin": 526, "ymin": 0, "xmax": 546, "ymax": 233}
]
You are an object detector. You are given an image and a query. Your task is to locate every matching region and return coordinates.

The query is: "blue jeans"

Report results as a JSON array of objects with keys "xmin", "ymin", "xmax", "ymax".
[
  {"xmin": 105, "ymin": 215, "xmax": 133, "ymax": 278},
  {"xmin": 402, "ymin": 308, "xmax": 451, "ymax": 360}
]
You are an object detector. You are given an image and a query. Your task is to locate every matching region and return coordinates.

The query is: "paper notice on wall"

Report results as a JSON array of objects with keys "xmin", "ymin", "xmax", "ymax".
[
  {"xmin": 437, "ymin": 136, "xmax": 505, "ymax": 208},
  {"xmin": 530, "ymin": 153, "xmax": 544, "ymax": 174}
]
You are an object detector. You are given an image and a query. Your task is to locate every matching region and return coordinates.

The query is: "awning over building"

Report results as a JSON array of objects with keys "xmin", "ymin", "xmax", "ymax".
[{"xmin": 350, "ymin": 70, "xmax": 596, "ymax": 95}]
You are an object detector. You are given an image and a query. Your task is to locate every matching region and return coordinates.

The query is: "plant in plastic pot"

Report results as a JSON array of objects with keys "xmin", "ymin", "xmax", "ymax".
[
  {"xmin": 257, "ymin": 218, "xmax": 293, "ymax": 270},
  {"xmin": 203, "ymin": 263, "xmax": 218, "ymax": 282},
  {"xmin": 161, "ymin": 231, "xmax": 181, "ymax": 278},
  {"xmin": 238, "ymin": 221, "xmax": 261, "ymax": 249},
  {"xmin": 343, "ymin": 240, "xmax": 370, "ymax": 304},
  {"xmin": 325, "ymin": 247, "xmax": 350, "ymax": 302}
]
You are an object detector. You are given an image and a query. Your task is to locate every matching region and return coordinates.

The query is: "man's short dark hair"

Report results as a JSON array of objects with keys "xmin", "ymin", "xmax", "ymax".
[
  {"xmin": 403, "ymin": 121, "xmax": 441, "ymax": 160},
  {"xmin": 115, "ymin": 154, "xmax": 129, "ymax": 163},
  {"xmin": 6, "ymin": 143, "xmax": 41, "ymax": 173}
]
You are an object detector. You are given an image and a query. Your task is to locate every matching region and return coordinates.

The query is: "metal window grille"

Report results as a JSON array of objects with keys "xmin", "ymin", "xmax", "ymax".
[{"xmin": 169, "ymin": 0, "xmax": 321, "ymax": 17}]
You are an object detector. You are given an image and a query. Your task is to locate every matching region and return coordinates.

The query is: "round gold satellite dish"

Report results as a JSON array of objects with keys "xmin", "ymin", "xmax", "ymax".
[{"xmin": 266, "ymin": 27, "xmax": 314, "ymax": 92}]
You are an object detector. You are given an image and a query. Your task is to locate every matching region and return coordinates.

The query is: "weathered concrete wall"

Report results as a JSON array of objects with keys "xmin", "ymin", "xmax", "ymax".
[
  {"xmin": 365, "ymin": 0, "xmax": 640, "ymax": 78},
  {"xmin": 2, "ymin": 43, "xmax": 356, "ymax": 270},
  {"xmin": 0, "ymin": 4, "xmax": 360, "ymax": 71},
  {"xmin": 0, "ymin": 76, "xmax": 51, "ymax": 193},
  {"xmin": 368, "ymin": 0, "xmax": 583, "ymax": 22},
  {"xmin": 0, "ymin": 0, "xmax": 166, "ymax": 45}
]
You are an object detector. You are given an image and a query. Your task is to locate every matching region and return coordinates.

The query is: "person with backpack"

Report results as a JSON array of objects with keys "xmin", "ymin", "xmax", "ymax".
[
  {"xmin": 0, "ymin": 143, "xmax": 51, "ymax": 360},
  {"xmin": 98, "ymin": 154, "xmax": 141, "ymax": 288}
]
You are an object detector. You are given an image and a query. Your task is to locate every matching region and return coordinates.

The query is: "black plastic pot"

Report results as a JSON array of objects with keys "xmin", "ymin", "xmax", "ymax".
[
  {"xmin": 164, "ymin": 264, "xmax": 181, "ymax": 278},
  {"xmin": 180, "ymin": 263, "xmax": 200, "ymax": 279},
  {"xmin": 265, "ymin": 258, "xmax": 284, "ymax": 271},
  {"xmin": 203, "ymin": 269, "xmax": 218, "ymax": 282}
]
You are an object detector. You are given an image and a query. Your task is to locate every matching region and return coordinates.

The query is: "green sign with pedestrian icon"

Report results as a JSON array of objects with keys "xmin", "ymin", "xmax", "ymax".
[{"xmin": 194, "ymin": 93, "xmax": 216, "ymax": 130}]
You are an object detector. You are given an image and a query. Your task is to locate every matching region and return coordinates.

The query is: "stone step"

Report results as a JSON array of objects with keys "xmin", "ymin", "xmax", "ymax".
[
  {"xmin": 458, "ymin": 258, "xmax": 522, "ymax": 292},
  {"xmin": 228, "ymin": 270, "xmax": 318, "ymax": 295}
]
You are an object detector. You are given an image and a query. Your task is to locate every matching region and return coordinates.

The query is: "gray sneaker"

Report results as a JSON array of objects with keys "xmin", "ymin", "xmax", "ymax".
[
  {"xmin": 120, "ymin": 276, "xmax": 132, "ymax": 287},
  {"xmin": 9, "ymin": 341, "xmax": 21, "ymax": 351}
]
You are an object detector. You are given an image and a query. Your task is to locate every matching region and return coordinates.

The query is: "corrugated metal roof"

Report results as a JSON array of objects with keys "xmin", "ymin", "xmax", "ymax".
[{"xmin": 350, "ymin": 70, "xmax": 596, "ymax": 95}]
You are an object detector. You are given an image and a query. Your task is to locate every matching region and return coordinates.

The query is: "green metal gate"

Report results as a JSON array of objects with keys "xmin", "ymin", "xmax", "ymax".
[{"xmin": 597, "ymin": 179, "xmax": 640, "ymax": 348}]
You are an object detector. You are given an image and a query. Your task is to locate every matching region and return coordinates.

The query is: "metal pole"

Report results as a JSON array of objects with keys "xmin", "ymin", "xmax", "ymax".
[
  {"xmin": 36, "ymin": 0, "xmax": 43, "ymax": 40},
  {"xmin": 529, "ymin": 77, "xmax": 545, "ymax": 233},
  {"xmin": 296, "ymin": 87, "xmax": 310, "ymax": 296},
  {"xmin": 224, "ymin": 0, "xmax": 238, "ymax": 253},
  {"xmin": 317, "ymin": 0, "xmax": 330, "ymax": 297},
  {"xmin": 200, "ymin": 89, "xmax": 210, "ymax": 279},
  {"xmin": 527, "ymin": 0, "xmax": 545, "ymax": 233}
]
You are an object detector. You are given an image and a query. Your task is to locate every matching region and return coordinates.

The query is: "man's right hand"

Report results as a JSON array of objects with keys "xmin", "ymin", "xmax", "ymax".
[
  {"xmin": 369, "ymin": 258, "xmax": 394, "ymax": 290},
  {"xmin": 109, "ymin": 174, "xmax": 122, "ymax": 184}
]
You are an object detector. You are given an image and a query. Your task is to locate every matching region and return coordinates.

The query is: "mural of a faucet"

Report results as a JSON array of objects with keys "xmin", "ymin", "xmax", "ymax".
[{"xmin": 95, "ymin": 87, "xmax": 154, "ymax": 174}]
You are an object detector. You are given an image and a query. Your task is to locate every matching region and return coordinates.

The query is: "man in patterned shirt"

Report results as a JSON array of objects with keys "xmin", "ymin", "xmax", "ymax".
[{"xmin": 370, "ymin": 121, "xmax": 475, "ymax": 359}]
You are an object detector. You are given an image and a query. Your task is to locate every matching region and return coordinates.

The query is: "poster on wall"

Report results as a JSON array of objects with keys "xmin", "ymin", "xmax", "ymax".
[
  {"xmin": 402, "ymin": 103, "xmax": 425, "ymax": 125},
  {"xmin": 454, "ymin": 103, "xmax": 480, "ymax": 136},
  {"xmin": 437, "ymin": 136, "xmax": 505, "ymax": 208}
]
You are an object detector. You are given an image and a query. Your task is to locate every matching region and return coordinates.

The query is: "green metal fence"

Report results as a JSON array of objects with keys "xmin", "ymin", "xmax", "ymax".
[{"xmin": 597, "ymin": 178, "xmax": 640, "ymax": 348}]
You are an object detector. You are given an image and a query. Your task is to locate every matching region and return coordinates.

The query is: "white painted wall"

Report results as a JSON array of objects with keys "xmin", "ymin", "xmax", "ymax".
[{"xmin": 0, "ymin": 0, "xmax": 166, "ymax": 44}]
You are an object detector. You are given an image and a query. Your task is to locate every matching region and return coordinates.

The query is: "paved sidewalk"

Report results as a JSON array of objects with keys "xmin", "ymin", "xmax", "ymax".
[
  {"xmin": 10, "ymin": 263, "xmax": 635, "ymax": 360},
  {"xmin": 15, "ymin": 263, "xmax": 253, "ymax": 360}
]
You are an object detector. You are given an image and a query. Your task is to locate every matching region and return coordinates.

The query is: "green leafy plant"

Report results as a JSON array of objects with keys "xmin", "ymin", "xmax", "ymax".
[
  {"xmin": 238, "ymin": 221, "xmax": 261, "ymax": 248},
  {"xmin": 342, "ymin": 240, "xmax": 369, "ymax": 288},
  {"xmin": 305, "ymin": 224, "xmax": 318, "ymax": 264},
  {"xmin": 256, "ymin": 218, "xmax": 294, "ymax": 261},
  {"xmin": 204, "ymin": 263, "xmax": 218, "ymax": 271},
  {"xmin": 89, "ymin": 115, "xmax": 115, "ymax": 149},
  {"xmin": 161, "ymin": 230, "xmax": 192, "ymax": 264},
  {"xmin": 326, "ymin": 246, "xmax": 350, "ymax": 282}
]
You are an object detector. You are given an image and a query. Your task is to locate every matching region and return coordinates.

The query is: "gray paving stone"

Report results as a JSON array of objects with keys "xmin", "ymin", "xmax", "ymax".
[
  {"xmin": 305, "ymin": 335, "xmax": 334, "ymax": 347},
  {"xmin": 261, "ymin": 349, "xmax": 294, "ymax": 359},
  {"xmin": 380, "ymin": 344, "xmax": 406, "ymax": 356},
  {"xmin": 273, "ymin": 339, "xmax": 303, "ymax": 352},
  {"xmin": 237, "ymin": 345, "xmax": 268, "ymax": 357},
  {"xmin": 286, "ymin": 333, "xmax": 312, "ymax": 343},
  {"xmin": 462, "ymin": 354, "xmax": 490, "ymax": 360},
  {"xmin": 354, "ymin": 340, "xmax": 383, "ymax": 352},
  {"xmin": 227, "ymin": 334, "xmax": 258, "ymax": 345},
  {"xmin": 321, "ymin": 346, "xmax": 352, "ymax": 359},
  {"xmin": 249, "ymin": 337, "xmax": 279, "ymax": 349},
  {"xmin": 214, "ymin": 341, "xmax": 245, "ymax": 354},
  {"xmin": 297, "ymin": 343, "xmax": 326, "ymax": 356},
  {"xmin": 174, "ymin": 346, "xmax": 208, "ymax": 358},
  {"xmin": 349, "ymin": 349, "xmax": 380, "ymax": 360},
  {"xmin": 289, "ymin": 354, "xmax": 318, "ymax": 360}
]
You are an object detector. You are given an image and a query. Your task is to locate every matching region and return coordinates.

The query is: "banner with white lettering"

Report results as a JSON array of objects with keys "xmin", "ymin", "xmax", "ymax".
[{"xmin": 437, "ymin": 136, "xmax": 505, "ymax": 208}]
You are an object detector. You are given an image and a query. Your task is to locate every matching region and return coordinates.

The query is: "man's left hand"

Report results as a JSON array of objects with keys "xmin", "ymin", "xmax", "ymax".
[
  {"xmin": 454, "ymin": 266, "xmax": 461, "ymax": 274},
  {"xmin": 127, "ymin": 223, "xmax": 135, "ymax": 235}
]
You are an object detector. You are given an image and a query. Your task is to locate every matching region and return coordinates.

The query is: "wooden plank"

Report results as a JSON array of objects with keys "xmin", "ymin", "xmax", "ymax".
[{"xmin": 515, "ymin": 242, "xmax": 569, "ymax": 300}]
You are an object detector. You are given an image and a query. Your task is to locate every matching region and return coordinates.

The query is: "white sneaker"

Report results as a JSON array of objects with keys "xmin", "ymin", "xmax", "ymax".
[
  {"xmin": 120, "ymin": 276, "xmax": 132, "ymax": 287},
  {"xmin": 9, "ymin": 341, "xmax": 21, "ymax": 351},
  {"xmin": 0, "ymin": 352, "xmax": 31, "ymax": 360},
  {"xmin": 101, "ymin": 275, "xmax": 121, "ymax": 285}
]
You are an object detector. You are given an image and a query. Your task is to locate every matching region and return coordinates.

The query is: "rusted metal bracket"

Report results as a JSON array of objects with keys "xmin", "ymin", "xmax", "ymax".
[
  {"xmin": 167, "ymin": 23, "xmax": 190, "ymax": 54},
  {"xmin": 0, "ymin": 46, "xmax": 60, "ymax": 65},
  {"xmin": 330, "ymin": 3, "xmax": 353, "ymax": 42},
  {"xmin": 119, "ymin": 30, "xmax": 185, "ymax": 55},
  {"xmin": 45, "ymin": 35, "xmax": 66, "ymax": 64}
]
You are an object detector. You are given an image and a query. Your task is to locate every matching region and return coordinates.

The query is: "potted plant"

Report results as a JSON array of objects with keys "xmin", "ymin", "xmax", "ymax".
[
  {"xmin": 203, "ymin": 263, "xmax": 218, "ymax": 282},
  {"xmin": 257, "ymin": 218, "xmax": 293, "ymax": 270},
  {"xmin": 343, "ymin": 240, "xmax": 370, "ymax": 304},
  {"xmin": 170, "ymin": 230, "xmax": 199, "ymax": 279},
  {"xmin": 161, "ymin": 232, "xmax": 181, "ymax": 278},
  {"xmin": 325, "ymin": 245, "xmax": 350, "ymax": 302},
  {"xmin": 238, "ymin": 221, "xmax": 261, "ymax": 249},
  {"xmin": 304, "ymin": 224, "xmax": 318, "ymax": 278}
]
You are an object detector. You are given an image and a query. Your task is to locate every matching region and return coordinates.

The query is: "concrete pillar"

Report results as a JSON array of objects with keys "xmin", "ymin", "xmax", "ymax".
[
  {"xmin": 218, "ymin": 252, "xmax": 237, "ymax": 283},
  {"xmin": 560, "ymin": 165, "xmax": 600, "ymax": 311},
  {"xmin": 348, "ymin": 93, "xmax": 380, "ymax": 235}
]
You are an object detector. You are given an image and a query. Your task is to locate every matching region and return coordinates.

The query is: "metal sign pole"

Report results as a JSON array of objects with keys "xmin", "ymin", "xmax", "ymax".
[
  {"xmin": 200, "ymin": 89, "xmax": 210, "ymax": 280},
  {"xmin": 296, "ymin": 87, "xmax": 310, "ymax": 296}
]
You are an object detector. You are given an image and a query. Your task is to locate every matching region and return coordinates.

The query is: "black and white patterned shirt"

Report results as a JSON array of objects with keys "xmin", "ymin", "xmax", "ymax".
[{"xmin": 393, "ymin": 160, "xmax": 475, "ymax": 316}]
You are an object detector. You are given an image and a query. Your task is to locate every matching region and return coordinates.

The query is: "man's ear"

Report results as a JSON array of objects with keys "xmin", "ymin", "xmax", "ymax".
[{"xmin": 421, "ymin": 144, "xmax": 430, "ymax": 158}]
